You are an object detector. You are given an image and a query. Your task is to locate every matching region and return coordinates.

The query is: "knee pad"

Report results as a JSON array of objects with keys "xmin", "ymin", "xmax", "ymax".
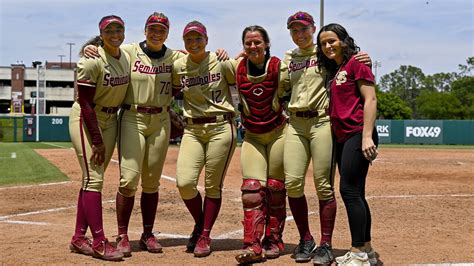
[
  {"xmin": 265, "ymin": 179, "xmax": 286, "ymax": 245},
  {"xmin": 241, "ymin": 179, "xmax": 265, "ymax": 209},
  {"xmin": 267, "ymin": 178, "xmax": 286, "ymax": 207}
]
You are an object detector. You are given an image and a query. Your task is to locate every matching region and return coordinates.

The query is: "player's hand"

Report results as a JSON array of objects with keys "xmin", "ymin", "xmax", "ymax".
[
  {"xmin": 169, "ymin": 110, "xmax": 185, "ymax": 139},
  {"xmin": 90, "ymin": 143, "xmax": 105, "ymax": 166},
  {"xmin": 215, "ymin": 48, "xmax": 229, "ymax": 61},
  {"xmin": 355, "ymin": 51, "xmax": 372, "ymax": 67},
  {"xmin": 84, "ymin": 45, "xmax": 100, "ymax": 59},
  {"xmin": 234, "ymin": 50, "xmax": 247, "ymax": 60},
  {"xmin": 362, "ymin": 137, "xmax": 377, "ymax": 164}
]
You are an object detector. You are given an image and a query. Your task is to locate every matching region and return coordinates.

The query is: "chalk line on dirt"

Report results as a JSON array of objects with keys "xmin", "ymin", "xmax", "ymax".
[{"xmin": 0, "ymin": 181, "xmax": 72, "ymax": 190}]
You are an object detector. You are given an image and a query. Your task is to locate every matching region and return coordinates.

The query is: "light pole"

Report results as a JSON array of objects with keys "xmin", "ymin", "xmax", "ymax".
[
  {"xmin": 320, "ymin": 0, "xmax": 324, "ymax": 29},
  {"xmin": 58, "ymin": 55, "xmax": 65, "ymax": 68},
  {"xmin": 373, "ymin": 60, "xmax": 382, "ymax": 83},
  {"xmin": 35, "ymin": 61, "xmax": 42, "ymax": 142},
  {"xmin": 66, "ymin": 42, "xmax": 75, "ymax": 68}
]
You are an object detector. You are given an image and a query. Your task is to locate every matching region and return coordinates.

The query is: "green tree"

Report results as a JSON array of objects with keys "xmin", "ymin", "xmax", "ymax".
[
  {"xmin": 379, "ymin": 65, "xmax": 425, "ymax": 117},
  {"xmin": 416, "ymin": 91, "xmax": 462, "ymax": 119},
  {"xmin": 458, "ymin": 56, "xmax": 474, "ymax": 77},
  {"xmin": 423, "ymin": 72, "xmax": 457, "ymax": 92},
  {"xmin": 451, "ymin": 76, "xmax": 474, "ymax": 119},
  {"xmin": 376, "ymin": 90, "xmax": 412, "ymax": 119}
]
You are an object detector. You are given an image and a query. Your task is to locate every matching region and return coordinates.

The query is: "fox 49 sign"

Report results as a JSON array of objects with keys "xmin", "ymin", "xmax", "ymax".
[{"xmin": 404, "ymin": 121, "xmax": 443, "ymax": 144}]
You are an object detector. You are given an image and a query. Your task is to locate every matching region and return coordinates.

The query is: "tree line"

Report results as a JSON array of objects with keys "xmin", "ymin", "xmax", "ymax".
[{"xmin": 376, "ymin": 57, "xmax": 473, "ymax": 120}]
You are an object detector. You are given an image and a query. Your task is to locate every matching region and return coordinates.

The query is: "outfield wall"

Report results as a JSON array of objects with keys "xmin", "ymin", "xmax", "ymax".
[
  {"xmin": 376, "ymin": 120, "xmax": 474, "ymax": 144},
  {"xmin": 0, "ymin": 115, "xmax": 473, "ymax": 144},
  {"xmin": 0, "ymin": 115, "xmax": 70, "ymax": 142}
]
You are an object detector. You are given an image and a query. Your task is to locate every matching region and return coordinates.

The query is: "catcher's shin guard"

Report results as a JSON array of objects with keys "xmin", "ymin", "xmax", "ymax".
[
  {"xmin": 236, "ymin": 179, "xmax": 266, "ymax": 263},
  {"xmin": 263, "ymin": 178, "xmax": 286, "ymax": 258}
]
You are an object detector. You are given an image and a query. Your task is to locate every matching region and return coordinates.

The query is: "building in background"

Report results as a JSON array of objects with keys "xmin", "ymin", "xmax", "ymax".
[
  {"xmin": 0, "ymin": 61, "xmax": 76, "ymax": 115},
  {"xmin": 0, "ymin": 61, "xmax": 240, "ymax": 116}
]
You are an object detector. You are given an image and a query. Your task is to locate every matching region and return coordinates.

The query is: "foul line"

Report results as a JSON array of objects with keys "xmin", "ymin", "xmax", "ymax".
[
  {"xmin": 0, "ymin": 181, "xmax": 71, "ymax": 191},
  {"xmin": 367, "ymin": 194, "xmax": 474, "ymax": 199},
  {"xmin": 0, "ymin": 206, "xmax": 75, "ymax": 221},
  {"xmin": 2, "ymin": 220, "xmax": 51, "ymax": 225},
  {"xmin": 0, "ymin": 200, "xmax": 115, "ymax": 221},
  {"xmin": 42, "ymin": 142, "xmax": 70, "ymax": 149}
]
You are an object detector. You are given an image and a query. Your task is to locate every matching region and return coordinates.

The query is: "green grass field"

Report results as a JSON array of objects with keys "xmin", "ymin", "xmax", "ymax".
[{"xmin": 0, "ymin": 142, "xmax": 71, "ymax": 186}]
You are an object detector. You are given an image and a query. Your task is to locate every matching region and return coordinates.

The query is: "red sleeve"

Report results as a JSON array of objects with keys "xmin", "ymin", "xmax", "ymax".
[
  {"xmin": 351, "ymin": 58, "xmax": 375, "ymax": 84},
  {"xmin": 77, "ymin": 84, "xmax": 103, "ymax": 145}
]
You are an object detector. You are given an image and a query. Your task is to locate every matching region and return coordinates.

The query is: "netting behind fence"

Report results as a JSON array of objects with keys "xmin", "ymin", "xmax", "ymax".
[{"xmin": 0, "ymin": 115, "xmax": 23, "ymax": 142}]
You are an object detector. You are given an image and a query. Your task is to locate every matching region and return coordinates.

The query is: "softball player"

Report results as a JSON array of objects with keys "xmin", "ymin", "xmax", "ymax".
[
  {"xmin": 171, "ymin": 21, "xmax": 237, "ymax": 258},
  {"xmin": 113, "ymin": 12, "xmax": 184, "ymax": 257},
  {"xmin": 233, "ymin": 25, "xmax": 288, "ymax": 264},
  {"xmin": 68, "ymin": 15, "xmax": 129, "ymax": 261},
  {"xmin": 317, "ymin": 23, "xmax": 378, "ymax": 266},
  {"xmin": 281, "ymin": 11, "xmax": 373, "ymax": 264},
  {"xmin": 279, "ymin": 12, "xmax": 337, "ymax": 264}
]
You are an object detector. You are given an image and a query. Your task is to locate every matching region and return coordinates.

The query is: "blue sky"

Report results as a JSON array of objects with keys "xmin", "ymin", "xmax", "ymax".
[{"xmin": 0, "ymin": 0, "xmax": 472, "ymax": 80}]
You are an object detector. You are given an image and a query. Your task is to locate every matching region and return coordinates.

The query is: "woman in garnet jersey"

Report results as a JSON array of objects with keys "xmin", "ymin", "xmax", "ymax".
[{"xmin": 317, "ymin": 23, "xmax": 378, "ymax": 266}]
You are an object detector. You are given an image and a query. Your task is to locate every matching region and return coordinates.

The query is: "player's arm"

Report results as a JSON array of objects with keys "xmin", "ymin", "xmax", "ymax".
[
  {"xmin": 234, "ymin": 50, "xmax": 246, "ymax": 60},
  {"xmin": 222, "ymin": 58, "xmax": 237, "ymax": 84},
  {"xmin": 76, "ymin": 60, "xmax": 105, "ymax": 165},
  {"xmin": 215, "ymin": 48, "xmax": 230, "ymax": 61},
  {"xmin": 77, "ymin": 82, "xmax": 105, "ymax": 165},
  {"xmin": 81, "ymin": 37, "xmax": 132, "ymax": 59},
  {"xmin": 359, "ymin": 79, "xmax": 377, "ymax": 163},
  {"xmin": 354, "ymin": 51, "xmax": 372, "ymax": 67},
  {"xmin": 79, "ymin": 36, "xmax": 102, "ymax": 59},
  {"xmin": 171, "ymin": 62, "xmax": 184, "ymax": 98},
  {"xmin": 277, "ymin": 60, "xmax": 291, "ymax": 100}
]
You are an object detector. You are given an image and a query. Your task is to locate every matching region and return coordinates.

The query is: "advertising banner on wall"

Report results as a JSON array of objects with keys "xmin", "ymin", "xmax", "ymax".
[
  {"xmin": 404, "ymin": 120, "xmax": 443, "ymax": 144},
  {"xmin": 376, "ymin": 120, "xmax": 391, "ymax": 143}
]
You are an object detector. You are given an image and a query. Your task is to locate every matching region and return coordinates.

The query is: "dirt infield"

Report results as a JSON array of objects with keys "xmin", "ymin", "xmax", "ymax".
[{"xmin": 0, "ymin": 146, "xmax": 473, "ymax": 265}]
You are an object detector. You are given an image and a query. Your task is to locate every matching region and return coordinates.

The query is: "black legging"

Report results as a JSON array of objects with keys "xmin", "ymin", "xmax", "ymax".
[{"xmin": 335, "ymin": 130, "xmax": 378, "ymax": 247}]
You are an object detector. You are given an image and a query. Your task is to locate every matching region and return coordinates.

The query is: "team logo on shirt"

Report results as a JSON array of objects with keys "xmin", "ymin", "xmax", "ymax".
[
  {"xmin": 181, "ymin": 73, "xmax": 221, "ymax": 87},
  {"xmin": 132, "ymin": 61, "xmax": 172, "ymax": 74},
  {"xmin": 288, "ymin": 58, "xmax": 317, "ymax": 73},
  {"xmin": 103, "ymin": 73, "xmax": 130, "ymax": 86},
  {"xmin": 335, "ymin": 70, "xmax": 347, "ymax": 85}
]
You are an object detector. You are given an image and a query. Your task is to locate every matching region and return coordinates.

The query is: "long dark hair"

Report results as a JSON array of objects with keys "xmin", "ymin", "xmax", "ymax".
[
  {"xmin": 79, "ymin": 36, "xmax": 102, "ymax": 57},
  {"xmin": 316, "ymin": 23, "xmax": 360, "ymax": 73},
  {"xmin": 241, "ymin": 25, "xmax": 271, "ymax": 57}
]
